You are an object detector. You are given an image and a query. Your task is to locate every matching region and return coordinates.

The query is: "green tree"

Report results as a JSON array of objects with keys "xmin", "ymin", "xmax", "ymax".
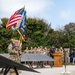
[
  {"xmin": 1, "ymin": 17, "xmax": 75, "ymax": 53},
  {"xmin": 0, "ymin": 18, "xmax": 20, "ymax": 53},
  {"xmin": 23, "ymin": 18, "xmax": 50, "ymax": 48}
]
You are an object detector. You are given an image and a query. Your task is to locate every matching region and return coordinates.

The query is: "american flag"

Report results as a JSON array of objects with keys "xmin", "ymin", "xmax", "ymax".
[{"xmin": 6, "ymin": 7, "xmax": 24, "ymax": 29}]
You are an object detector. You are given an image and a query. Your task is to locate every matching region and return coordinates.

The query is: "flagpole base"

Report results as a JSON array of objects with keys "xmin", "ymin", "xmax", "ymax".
[{"xmin": 61, "ymin": 71, "xmax": 71, "ymax": 75}]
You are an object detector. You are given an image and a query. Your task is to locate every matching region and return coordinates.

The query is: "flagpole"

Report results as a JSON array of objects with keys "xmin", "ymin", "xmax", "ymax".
[
  {"xmin": 17, "ymin": 29, "xmax": 25, "ymax": 41},
  {"xmin": 19, "ymin": 6, "xmax": 25, "ymax": 14}
]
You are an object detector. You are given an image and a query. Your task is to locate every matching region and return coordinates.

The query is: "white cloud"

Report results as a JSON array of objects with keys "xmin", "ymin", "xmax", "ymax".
[
  {"xmin": 25, "ymin": 0, "xmax": 48, "ymax": 16},
  {"xmin": 0, "ymin": 0, "xmax": 53, "ymax": 18}
]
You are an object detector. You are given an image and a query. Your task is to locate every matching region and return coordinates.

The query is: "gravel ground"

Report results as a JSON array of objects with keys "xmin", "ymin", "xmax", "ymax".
[{"xmin": 20, "ymin": 65, "xmax": 75, "ymax": 75}]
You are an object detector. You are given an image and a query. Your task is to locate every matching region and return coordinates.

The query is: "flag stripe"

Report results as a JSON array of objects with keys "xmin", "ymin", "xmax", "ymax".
[
  {"xmin": 6, "ymin": 7, "xmax": 24, "ymax": 29},
  {"xmin": 7, "ymin": 21, "xmax": 18, "ymax": 27},
  {"xmin": 9, "ymin": 17, "xmax": 21, "ymax": 24},
  {"xmin": 7, "ymin": 16, "xmax": 21, "ymax": 28},
  {"xmin": 6, "ymin": 23, "xmax": 17, "ymax": 28},
  {"xmin": 9, "ymin": 15, "xmax": 21, "ymax": 21}
]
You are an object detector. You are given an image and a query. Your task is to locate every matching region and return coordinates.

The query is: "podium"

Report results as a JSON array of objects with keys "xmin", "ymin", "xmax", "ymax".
[{"xmin": 53, "ymin": 52, "xmax": 63, "ymax": 67}]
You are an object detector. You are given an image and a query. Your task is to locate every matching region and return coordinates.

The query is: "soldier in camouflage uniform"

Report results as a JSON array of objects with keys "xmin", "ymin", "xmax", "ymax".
[
  {"xmin": 8, "ymin": 39, "xmax": 22, "ymax": 63},
  {"xmin": 8, "ymin": 39, "xmax": 22, "ymax": 74}
]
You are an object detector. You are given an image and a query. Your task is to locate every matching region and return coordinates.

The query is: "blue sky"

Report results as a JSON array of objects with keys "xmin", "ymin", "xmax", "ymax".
[{"xmin": 0, "ymin": 0, "xmax": 75, "ymax": 30}]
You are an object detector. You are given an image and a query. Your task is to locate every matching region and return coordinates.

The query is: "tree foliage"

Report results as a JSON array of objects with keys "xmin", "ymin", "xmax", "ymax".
[{"xmin": 1, "ymin": 18, "xmax": 75, "ymax": 53}]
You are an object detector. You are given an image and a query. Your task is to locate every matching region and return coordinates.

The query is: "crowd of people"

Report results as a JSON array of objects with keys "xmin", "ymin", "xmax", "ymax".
[
  {"xmin": 24, "ymin": 46, "xmax": 63, "ymax": 55},
  {"xmin": 7, "ymin": 39, "xmax": 75, "ymax": 70},
  {"xmin": 23, "ymin": 46, "xmax": 64, "ymax": 68},
  {"xmin": 24, "ymin": 46, "xmax": 75, "ymax": 65}
]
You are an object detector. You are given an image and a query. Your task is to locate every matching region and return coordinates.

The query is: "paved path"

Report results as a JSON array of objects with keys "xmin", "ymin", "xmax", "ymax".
[{"xmin": 20, "ymin": 65, "xmax": 75, "ymax": 75}]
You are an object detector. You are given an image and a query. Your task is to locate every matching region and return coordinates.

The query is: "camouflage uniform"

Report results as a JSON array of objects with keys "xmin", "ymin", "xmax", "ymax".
[
  {"xmin": 8, "ymin": 39, "xmax": 22, "ymax": 63},
  {"xmin": 8, "ymin": 39, "xmax": 22, "ymax": 73}
]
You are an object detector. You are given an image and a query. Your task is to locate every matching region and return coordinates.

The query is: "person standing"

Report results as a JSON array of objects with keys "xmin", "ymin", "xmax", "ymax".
[
  {"xmin": 8, "ymin": 39, "xmax": 22, "ymax": 63},
  {"xmin": 48, "ymin": 46, "xmax": 55, "ymax": 67},
  {"xmin": 49, "ymin": 46, "xmax": 55, "ymax": 58},
  {"xmin": 8, "ymin": 39, "xmax": 22, "ymax": 74},
  {"xmin": 72, "ymin": 48, "xmax": 75, "ymax": 64}
]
